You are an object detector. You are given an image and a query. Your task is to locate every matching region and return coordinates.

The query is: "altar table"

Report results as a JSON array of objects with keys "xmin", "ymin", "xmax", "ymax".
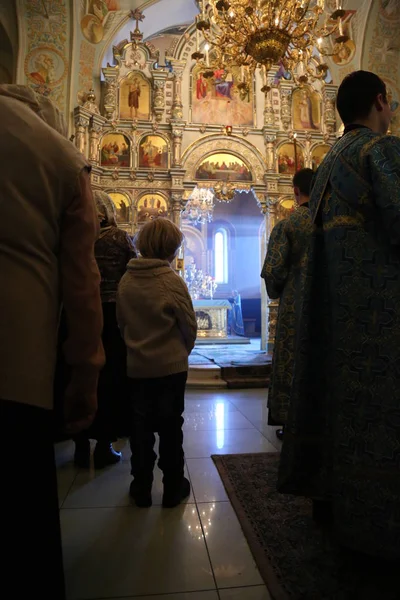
[{"xmin": 193, "ymin": 299, "xmax": 232, "ymax": 338}]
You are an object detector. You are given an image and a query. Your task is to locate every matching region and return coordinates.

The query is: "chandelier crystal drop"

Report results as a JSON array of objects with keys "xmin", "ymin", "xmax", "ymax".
[
  {"xmin": 183, "ymin": 186, "xmax": 214, "ymax": 225},
  {"xmin": 194, "ymin": 0, "xmax": 350, "ymax": 87}
]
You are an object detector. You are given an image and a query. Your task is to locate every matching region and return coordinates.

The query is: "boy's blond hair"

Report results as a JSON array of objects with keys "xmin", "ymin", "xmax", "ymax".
[{"xmin": 136, "ymin": 217, "xmax": 183, "ymax": 260}]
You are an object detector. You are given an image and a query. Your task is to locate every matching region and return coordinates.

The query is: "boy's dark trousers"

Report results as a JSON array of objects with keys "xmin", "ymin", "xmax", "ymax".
[{"xmin": 129, "ymin": 371, "xmax": 187, "ymax": 489}]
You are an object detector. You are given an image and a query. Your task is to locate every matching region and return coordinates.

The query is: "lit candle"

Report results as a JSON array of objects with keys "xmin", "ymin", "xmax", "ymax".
[
  {"xmin": 202, "ymin": 0, "xmax": 205, "ymax": 18},
  {"xmin": 339, "ymin": 18, "xmax": 343, "ymax": 36},
  {"xmin": 196, "ymin": 27, "xmax": 199, "ymax": 51},
  {"xmin": 336, "ymin": 0, "xmax": 341, "ymax": 9}
]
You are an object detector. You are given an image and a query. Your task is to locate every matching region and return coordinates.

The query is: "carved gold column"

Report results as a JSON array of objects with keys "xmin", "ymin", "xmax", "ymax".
[
  {"xmin": 103, "ymin": 76, "xmax": 118, "ymax": 121},
  {"xmin": 152, "ymin": 72, "xmax": 167, "ymax": 123},
  {"xmin": 280, "ymin": 86, "xmax": 292, "ymax": 131},
  {"xmin": 323, "ymin": 85, "xmax": 337, "ymax": 136},
  {"xmin": 171, "ymin": 193, "xmax": 182, "ymax": 228},
  {"xmin": 88, "ymin": 116, "xmax": 103, "ymax": 164},
  {"xmin": 172, "ymin": 70, "xmax": 184, "ymax": 121},
  {"xmin": 264, "ymin": 87, "xmax": 275, "ymax": 126},
  {"xmin": 73, "ymin": 113, "xmax": 89, "ymax": 156},
  {"xmin": 304, "ymin": 131, "xmax": 312, "ymax": 168},
  {"xmin": 264, "ymin": 134, "xmax": 277, "ymax": 173},
  {"xmin": 172, "ymin": 127, "xmax": 184, "ymax": 167}
]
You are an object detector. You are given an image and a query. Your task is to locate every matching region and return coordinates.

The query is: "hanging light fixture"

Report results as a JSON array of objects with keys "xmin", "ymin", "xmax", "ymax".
[
  {"xmin": 193, "ymin": 0, "xmax": 350, "ymax": 87},
  {"xmin": 183, "ymin": 186, "xmax": 214, "ymax": 225}
]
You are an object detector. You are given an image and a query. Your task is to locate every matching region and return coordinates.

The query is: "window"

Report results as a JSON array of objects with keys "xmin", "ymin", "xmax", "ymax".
[{"xmin": 214, "ymin": 228, "xmax": 228, "ymax": 284}]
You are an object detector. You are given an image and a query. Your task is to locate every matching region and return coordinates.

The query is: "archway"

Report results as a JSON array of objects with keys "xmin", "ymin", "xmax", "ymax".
[{"xmin": 181, "ymin": 136, "xmax": 267, "ymax": 344}]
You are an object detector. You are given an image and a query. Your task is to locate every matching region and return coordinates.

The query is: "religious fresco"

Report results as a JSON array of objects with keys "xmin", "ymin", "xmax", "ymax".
[
  {"xmin": 100, "ymin": 133, "xmax": 131, "ymax": 167},
  {"xmin": 108, "ymin": 192, "xmax": 131, "ymax": 223},
  {"xmin": 380, "ymin": 0, "xmax": 399, "ymax": 19},
  {"xmin": 80, "ymin": 0, "xmax": 120, "ymax": 44},
  {"xmin": 292, "ymin": 86, "xmax": 321, "ymax": 131},
  {"xmin": 25, "ymin": 47, "xmax": 67, "ymax": 90},
  {"xmin": 139, "ymin": 135, "xmax": 169, "ymax": 169},
  {"xmin": 277, "ymin": 143, "xmax": 305, "ymax": 175},
  {"xmin": 195, "ymin": 153, "xmax": 252, "ymax": 182},
  {"xmin": 191, "ymin": 63, "xmax": 254, "ymax": 126},
  {"xmin": 137, "ymin": 194, "xmax": 168, "ymax": 223},
  {"xmin": 119, "ymin": 72, "xmax": 151, "ymax": 120},
  {"xmin": 81, "ymin": 14, "xmax": 104, "ymax": 44},
  {"xmin": 23, "ymin": 0, "xmax": 69, "ymax": 111},
  {"xmin": 333, "ymin": 39, "xmax": 356, "ymax": 66},
  {"xmin": 312, "ymin": 144, "xmax": 331, "ymax": 170}
]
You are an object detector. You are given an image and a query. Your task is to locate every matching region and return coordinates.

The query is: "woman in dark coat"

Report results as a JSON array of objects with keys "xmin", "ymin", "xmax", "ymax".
[{"xmin": 55, "ymin": 191, "xmax": 135, "ymax": 468}]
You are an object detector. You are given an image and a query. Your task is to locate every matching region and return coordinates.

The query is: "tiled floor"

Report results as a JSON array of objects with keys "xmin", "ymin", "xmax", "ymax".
[{"xmin": 57, "ymin": 388, "xmax": 281, "ymax": 600}]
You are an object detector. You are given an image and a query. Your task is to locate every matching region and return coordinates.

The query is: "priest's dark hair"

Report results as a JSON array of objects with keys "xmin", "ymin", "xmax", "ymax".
[
  {"xmin": 293, "ymin": 168, "xmax": 314, "ymax": 197},
  {"xmin": 336, "ymin": 70, "xmax": 388, "ymax": 125}
]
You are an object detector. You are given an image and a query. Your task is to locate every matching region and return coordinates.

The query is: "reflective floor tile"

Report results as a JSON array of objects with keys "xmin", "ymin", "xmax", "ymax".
[
  {"xmin": 186, "ymin": 458, "xmax": 228, "ymax": 503},
  {"xmin": 183, "ymin": 428, "xmax": 276, "ymax": 459},
  {"xmin": 62, "ymin": 504, "xmax": 215, "ymax": 599},
  {"xmin": 219, "ymin": 585, "xmax": 271, "ymax": 599},
  {"xmin": 199, "ymin": 502, "xmax": 263, "ymax": 589},
  {"xmin": 63, "ymin": 462, "xmax": 193, "ymax": 508}
]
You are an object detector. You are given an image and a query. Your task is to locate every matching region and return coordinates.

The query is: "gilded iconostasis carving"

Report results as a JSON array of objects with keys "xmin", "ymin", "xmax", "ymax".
[{"xmin": 7, "ymin": 0, "xmax": 400, "ymax": 232}]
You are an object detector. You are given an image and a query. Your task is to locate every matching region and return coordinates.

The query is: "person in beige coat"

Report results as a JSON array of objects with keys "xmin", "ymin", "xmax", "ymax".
[
  {"xmin": 0, "ymin": 85, "xmax": 104, "ymax": 599},
  {"xmin": 117, "ymin": 217, "xmax": 197, "ymax": 508}
]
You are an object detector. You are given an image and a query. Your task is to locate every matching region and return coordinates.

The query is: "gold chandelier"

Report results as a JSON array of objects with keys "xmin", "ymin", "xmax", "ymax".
[{"xmin": 194, "ymin": 1, "xmax": 350, "ymax": 87}]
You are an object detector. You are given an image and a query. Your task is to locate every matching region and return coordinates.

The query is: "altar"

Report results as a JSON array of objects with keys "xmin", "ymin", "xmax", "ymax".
[{"xmin": 193, "ymin": 299, "xmax": 232, "ymax": 339}]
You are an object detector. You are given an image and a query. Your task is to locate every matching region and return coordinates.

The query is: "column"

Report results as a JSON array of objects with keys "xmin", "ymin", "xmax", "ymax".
[
  {"xmin": 280, "ymin": 86, "xmax": 292, "ymax": 131},
  {"xmin": 264, "ymin": 87, "xmax": 275, "ymax": 126},
  {"xmin": 323, "ymin": 85, "xmax": 337, "ymax": 136},
  {"xmin": 74, "ymin": 114, "xmax": 89, "ymax": 156},
  {"xmin": 171, "ymin": 127, "xmax": 184, "ymax": 167},
  {"xmin": 264, "ymin": 134, "xmax": 277, "ymax": 173},
  {"xmin": 152, "ymin": 72, "xmax": 168, "ymax": 123},
  {"xmin": 171, "ymin": 193, "xmax": 183, "ymax": 274},
  {"xmin": 171, "ymin": 70, "xmax": 184, "ymax": 121},
  {"xmin": 88, "ymin": 116, "xmax": 103, "ymax": 164},
  {"xmin": 103, "ymin": 75, "xmax": 118, "ymax": 121}
]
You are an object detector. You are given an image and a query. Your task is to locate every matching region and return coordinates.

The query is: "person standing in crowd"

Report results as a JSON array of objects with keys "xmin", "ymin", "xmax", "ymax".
[
  {"xmin": 0, "ymin": 85, "xmax": 104, "ymax": 599},
  {"xmin": 278, "ymin": 70, "xmax": 400, "ymax": 560},
  {"xmin": 117, "ymin": 218, "xmax": 197, "ymax": 508},
  {"xmin": 261, "ymin": 168, "xmax": 314, "ymax": 441},
  {"xmin": 72, "ymin": 190, "xmax": 136, "ymax": 468}
]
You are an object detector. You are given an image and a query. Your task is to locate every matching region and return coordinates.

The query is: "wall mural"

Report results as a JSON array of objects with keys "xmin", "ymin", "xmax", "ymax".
[
  {"xmin": 195, "ymin": 153, "xmax": 252, "ymax": 181},
  {"xmin": 365, "ymin": 0, "xmax": 400, "ymax": 135},
  {"xmin": 139, "ymin": 135, "xmax": 169, "ymax": 169},
  {"xmin": 23, "ymin": 0, "xmax": 69, "ymax": 111},
  {"xmin": 292, "ymin": 87, "xmax": 321, "ymax": 130},
  {"xmin": 329, "ymin": 10, "xmax": 356, "ymax": 66},
  {"xmin": 312, "ymin": 144, "xmax": 331, "ymax": 170},
  {"xmin": 380, "ymin": 0, "xmax": 398, "ymax": 19},
  {"xmin": 191, "ymin": 63, "xmax": 254, "ymax": 126},
  {"xmin": 108, "ymin": 192, "xmax": 131, "ymax": 223},
  {"xmin": 26, "ymin": 47, "xmax": 66, "ymax": 88},
  {"xmin": 137, "ymin": 194, "xmax": 168, "ymax": 223},
  {"xmin": 80, "ymin": 0, "xmax": 120, "ymax": 45},
  {"xmin": 77, "ymin": 41, "xmax": 96, "ymax": 104},
  {"xmin": 278, "ymin": 143, "xmax": 305, "ymax": 174},
  {"xmin": 100, "ymin": 133, "xmax": 131, "ymax": 167},
  {"xmin": 119, "ymin": 72, "xmax": 151, "ymax": 120}
]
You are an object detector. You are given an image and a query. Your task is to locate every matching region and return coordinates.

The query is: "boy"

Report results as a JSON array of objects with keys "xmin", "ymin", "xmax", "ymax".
[{"xmin": 117, "ymin": 218, "xmax": 197, "ymax": 508}]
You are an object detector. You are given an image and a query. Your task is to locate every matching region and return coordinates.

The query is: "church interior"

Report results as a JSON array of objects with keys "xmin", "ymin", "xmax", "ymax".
[{"xmin": 1, "ymin": 0, "xmax": 400, "ymax": 598}]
